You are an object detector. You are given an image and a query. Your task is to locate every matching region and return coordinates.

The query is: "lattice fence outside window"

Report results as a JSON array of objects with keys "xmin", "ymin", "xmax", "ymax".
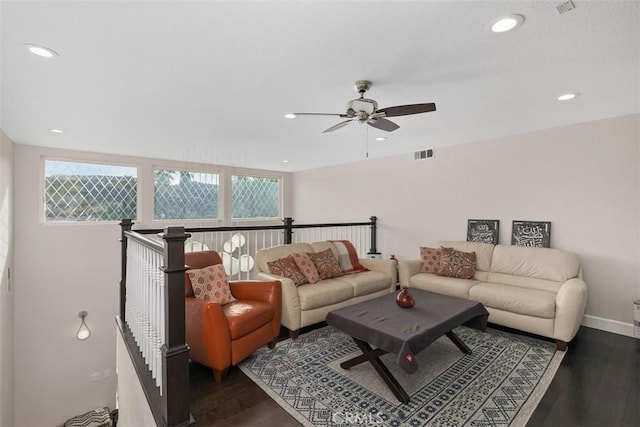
[
  {"xmin": 154, "ymin": 168, "xmax": 220, "ymax": 220},
  {"xmin": 44, "ymin": 159, "xmax": 137, "ymax": 222},
  {"xmin": 231, "ymin": 175, "xmax": 280, "ymax": 219}
]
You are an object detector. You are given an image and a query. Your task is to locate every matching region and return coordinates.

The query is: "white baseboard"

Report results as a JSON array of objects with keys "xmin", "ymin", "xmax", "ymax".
[{"xmin": 582, "ymin": 314, "xmax": 638, "ymax": 338}]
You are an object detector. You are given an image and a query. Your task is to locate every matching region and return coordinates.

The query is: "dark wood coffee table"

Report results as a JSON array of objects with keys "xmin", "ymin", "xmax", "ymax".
[{"xmin": 326, "ymin": 289, "xmax": 489, "ymax": 404}]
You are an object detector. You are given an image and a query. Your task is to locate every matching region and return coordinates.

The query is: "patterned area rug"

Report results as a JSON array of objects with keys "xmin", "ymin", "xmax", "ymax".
[{"xmin": 238, "ymin": 325, "xmax": 564, "ymax": 426}]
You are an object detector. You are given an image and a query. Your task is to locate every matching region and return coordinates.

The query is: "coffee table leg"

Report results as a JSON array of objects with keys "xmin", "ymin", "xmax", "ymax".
[
  {"xmin": 340, "ymin": 347, "xmax": 388, "ymax": 369},
  {"xmin": 343, "ymin": 338, "xmax": 410, "ymax": 404},
  {"xmin": 445, "ymin": 331, "xmax": 471, "ymax": 354}
]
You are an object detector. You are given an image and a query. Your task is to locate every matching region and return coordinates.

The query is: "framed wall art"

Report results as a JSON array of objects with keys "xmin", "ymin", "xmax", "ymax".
[
  {"xmin": 466, "ymin": 219, "xmax": 500, "ymax": 245},
  {"xmin": 511, "ymin": 220, "xmax": 551, "ymax": 248}
]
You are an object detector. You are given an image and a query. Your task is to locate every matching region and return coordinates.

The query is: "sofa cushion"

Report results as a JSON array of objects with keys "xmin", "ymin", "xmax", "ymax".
[
  {"xmin": 267, "ymin": 255, "xmax": 308, "ymax": 287},
  {"xmin": 489, "ymin": 245, "xmax": 580, "ymax": 283},
  {"xmin": 485, "ymin": 272, "xmax": 562, "ymax": 293},
  {"xmin": 307, "ymin": 249, "xmax": 344, "ymax": 279},
  {"xmin": 338, "ymin": 271, "xmax": 391, "ymax": 296},
  {"xmin": 469, "ymin": 282, "xmax": 556, "ymax": 318},
  {"xmin": 437, "ymin": 247, "xmax": 476, "ymax": 279},
  {"xmin": 292, "ymin": 252, "xmax": 320, "ymax": 284},
  {"xmin": 297, "ymin": 278, "xmax": 354, "ymax": 310},
  {"xmin": 223, "ymin": 300, "xmax": 274, "ymax": 339},
  {"xmin": 186, "ymin": 265, "xmax": 237, "ymax": 304},
  {"xmin": 420, "ymin": 246, "xmax": 443, "ymax": 274},
  {"xmin": 255, "ymin": 243, "xmax": 314, "ymax": 274},
  {"xmin": 409, "ymin": 273, "xmax": 480, "ymax": 299},
  {"xmin": 437, "ymin": 241, "xmax": 494, "ymax": 272}
]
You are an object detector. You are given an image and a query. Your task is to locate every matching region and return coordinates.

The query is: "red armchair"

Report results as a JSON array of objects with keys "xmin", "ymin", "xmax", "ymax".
[{"xmin": 184, "ymin": 250, "xmax": 281, "ymax": 383}]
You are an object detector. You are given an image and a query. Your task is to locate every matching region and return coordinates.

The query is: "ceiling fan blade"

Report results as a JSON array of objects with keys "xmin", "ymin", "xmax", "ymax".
[
  {"xmin": 377, "ymin": 103, "xmax": 436, "ymax": 117},
  {"xmin": 292, "ymin": 112, "xmax": 349, "ymax": 117},
  {"xmin": 368, "ymin": 118, "xmax": 399, "ymax": 132},
  {"xmin": 323, "ymin": 119, "xmax": 355, "ymax": 133}
]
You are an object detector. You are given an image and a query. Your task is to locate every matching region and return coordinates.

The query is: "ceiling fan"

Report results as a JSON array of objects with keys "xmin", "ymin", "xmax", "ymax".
[{"xmin": 288, "ymin": 80, "xmax": 436, "ymax": 133}]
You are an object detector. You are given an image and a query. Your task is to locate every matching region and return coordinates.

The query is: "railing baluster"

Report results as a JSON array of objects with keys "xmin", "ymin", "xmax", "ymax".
[{"xmin": 120, "ymin": 216, "xmax": 379, "ymax": 426}]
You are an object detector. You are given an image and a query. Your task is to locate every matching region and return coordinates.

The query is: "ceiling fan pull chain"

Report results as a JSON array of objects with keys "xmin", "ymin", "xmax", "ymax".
[{"xmin": 365, "ymin": 125, "xmax": 369, "ymax": 159}]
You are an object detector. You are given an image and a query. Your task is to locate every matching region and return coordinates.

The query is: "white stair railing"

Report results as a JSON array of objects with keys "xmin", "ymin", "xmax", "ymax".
[{"xmin": 125, "ymin": 237, "xmax": 165, "ymax": 393}]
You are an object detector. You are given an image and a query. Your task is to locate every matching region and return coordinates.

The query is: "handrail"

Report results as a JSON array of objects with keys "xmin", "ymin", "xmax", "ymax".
[
  {"xmin": 124, "ymin": 230, "xmax": 164, "ymax": 253},
  {"xmin": 118, "ymin": 215, "xmax": 379, "ymax": 426},
  {"xmin": 118, "ymin": 221, "xmax": 193, "ymax": 427},
  {"xmin": 133, "ymin": 216, "xmax": 379, "ymax": 255},
  {"xmin": 134, "ymin": 221, "xmax": 372, "ymax": 234}
]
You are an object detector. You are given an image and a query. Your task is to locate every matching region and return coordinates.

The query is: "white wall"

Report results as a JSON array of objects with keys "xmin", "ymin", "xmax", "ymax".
[
  {"xmin": 0, "ymin": 131, "xmax": 14, "ymax": 427},
  {"xmin": 13, "ymin": 144, "xmax": 292, "ymax": 426},
  {"xmin": 115, "ymin": 330, "xmax": 156, "ymax": 427},
  {"xmin": 292, "ymin": 114, "xmax": 640, "ymax": 331}
]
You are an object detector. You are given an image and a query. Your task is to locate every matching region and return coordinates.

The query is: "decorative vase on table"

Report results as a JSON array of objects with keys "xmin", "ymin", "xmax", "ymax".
[{"xmin": 396, "ymin": 286, "xmax": 415, "ymax": 308}]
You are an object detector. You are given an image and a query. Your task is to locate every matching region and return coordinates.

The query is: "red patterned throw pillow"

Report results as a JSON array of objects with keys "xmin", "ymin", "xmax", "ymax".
[
  {"xmin": 307, "ymin": 249, "xmax": 344, "ymax": 280},
  {"xmin": 186, "ymin": 264, "xmax": 237, "ymax": 304},
  {"xmin": 436, "ymin": 247, "xmax": 477, "ymax": 279},
  {"xmin": 292, "ymin": 252, "xmax": 320, "ymax": 284},
  {"xmin": 267, "ymin": 255, "xmax": 308, "ymax": 287},
  {"xmin": 420, "ymin": 246, "xmax": 444, "ymax": 274}
]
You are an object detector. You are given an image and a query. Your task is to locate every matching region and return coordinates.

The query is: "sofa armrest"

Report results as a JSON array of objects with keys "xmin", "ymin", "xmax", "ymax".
[
  {"xmin": 185, "ymin": 298, "xmax": 231, "ymax": 371},
  {"xmin": 359, "ymin": 258, "xmax": 397, "ymax": 287},
  {"xmin": 554, "ymin": 277, "xmax": 588, "ymax": 343},
  {"xmin": 398, "ymin": 260, "xmax": 421, "ymax": 287},
  {"xmin": 256, "ymin": 272, "xmax": 301, "ymax": 331},
  {"xmin": 230, "ymin": 280, "xmax": 281, "ymax": 304},
  {"xmin": 230, "ymin": 280, "xmax": 282, "ymax": 337}
]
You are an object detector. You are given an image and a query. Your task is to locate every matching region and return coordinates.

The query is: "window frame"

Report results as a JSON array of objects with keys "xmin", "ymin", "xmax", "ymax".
[
  {"xmin": 230, "ymin": 172, "xmax": 283, "ymax": 221},
  {"xmin": 41, "ymin": 157, "xmax": 140, "ymax": 225},
  {"xmin": 152, "ymin": 165, "xmax": 223, "ymax": 223}
]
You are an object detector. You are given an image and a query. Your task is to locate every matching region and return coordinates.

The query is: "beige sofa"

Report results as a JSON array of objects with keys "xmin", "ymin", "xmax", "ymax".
[
  {"xmin": 255, "ymin": 242, "xmax": 397, "ymax": 338},
  {"xmin": 398, "ymin": 241, "xmax": 587, "ymax": 351}
]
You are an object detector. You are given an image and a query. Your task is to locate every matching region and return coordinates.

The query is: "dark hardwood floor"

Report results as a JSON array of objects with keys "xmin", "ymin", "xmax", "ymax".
[{"xmin": 189, "ymin": 325, "xmax": 639, "ymax": 426}]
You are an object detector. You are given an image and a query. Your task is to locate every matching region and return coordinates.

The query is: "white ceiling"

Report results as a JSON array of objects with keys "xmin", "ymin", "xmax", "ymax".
[{"xmin": 1, "ymin": 0, "xmax": 638, "ymax": 172}]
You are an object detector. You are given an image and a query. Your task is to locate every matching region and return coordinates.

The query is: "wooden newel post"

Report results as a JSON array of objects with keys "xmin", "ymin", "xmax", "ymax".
[
  {"xmin": 283, "ymin": 217, "xmax": 294, "ymax": 244},
  {"xmin": 160, "ymin": 226, "xmax": 193, "ymax": 426},
  {"xmin": 367, "ymin": 216, "xmax": 380, "ymax": 257},
  {"xmin": 119, "ymin": 218, "xmax": 134, "ymax": 322}
]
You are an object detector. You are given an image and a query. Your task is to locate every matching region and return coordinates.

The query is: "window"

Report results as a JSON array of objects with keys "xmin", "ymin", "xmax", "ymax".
[
  {"xmin": 44, "ymin": 159, "xmax": 137, "ymax": 222},
  {"xmin": 231, "ymin": 175, "xmax": 280, "ymax": 219},
  {"xmin": 154, "ymin": 168, "xmax": 220, "ymax": 220}
]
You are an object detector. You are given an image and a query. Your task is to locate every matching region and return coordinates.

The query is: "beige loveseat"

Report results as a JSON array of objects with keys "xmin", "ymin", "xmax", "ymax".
[
  {"xmin": 255, "ymin": 242, "xmax": 397, "ymax": 338},
  {"xmin": 398, "ymin": 241, "xmax": 587, "ymax": 351}
]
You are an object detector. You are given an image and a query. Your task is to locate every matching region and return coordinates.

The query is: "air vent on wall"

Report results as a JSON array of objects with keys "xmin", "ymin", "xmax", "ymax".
[
  {"xmin": 556, "ymin": 1, "xmax": 575, "ymax": 14},
  {"xmin": 413, "ymin": 148, "xmax": 434, "ymax": 160}
]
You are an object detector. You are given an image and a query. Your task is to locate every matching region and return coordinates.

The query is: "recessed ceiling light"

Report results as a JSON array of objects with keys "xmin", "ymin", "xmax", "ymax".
[
  {"xmin": 282, "ymin": 159, "xmax": 289, "ymax": 163},
  {"xmin": 284, "ymin": 113, "xmax": 296, "ymax": 119},
  {"xmin": 50, "ymin": 128, "xmax": 64, "ymax": 134},
  {"xmin": 557, "ymin": 93, "xmax": 579, "ymax": 101},
  {"xmin": 490, "ymin": 14, "xmax": 525, "ymax": 33},
  {"xmin": 24, "ymin": 44, "xmax": 59, "ymax": 58},
  {"xmin": 375, "ymin": 137, "xmax": 387, "ymax": 141}
]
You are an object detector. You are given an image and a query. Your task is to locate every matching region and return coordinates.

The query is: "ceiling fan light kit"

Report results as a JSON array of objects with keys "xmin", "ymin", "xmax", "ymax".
[{"xmin": 288, "ymin": 80, "xmax": 436, "ymax": 134}]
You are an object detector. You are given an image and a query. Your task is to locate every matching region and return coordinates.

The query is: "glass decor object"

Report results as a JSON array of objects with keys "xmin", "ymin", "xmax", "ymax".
[{"xmin": 396, "ymin": 286, "xmax": 415, "ymax": 308}]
